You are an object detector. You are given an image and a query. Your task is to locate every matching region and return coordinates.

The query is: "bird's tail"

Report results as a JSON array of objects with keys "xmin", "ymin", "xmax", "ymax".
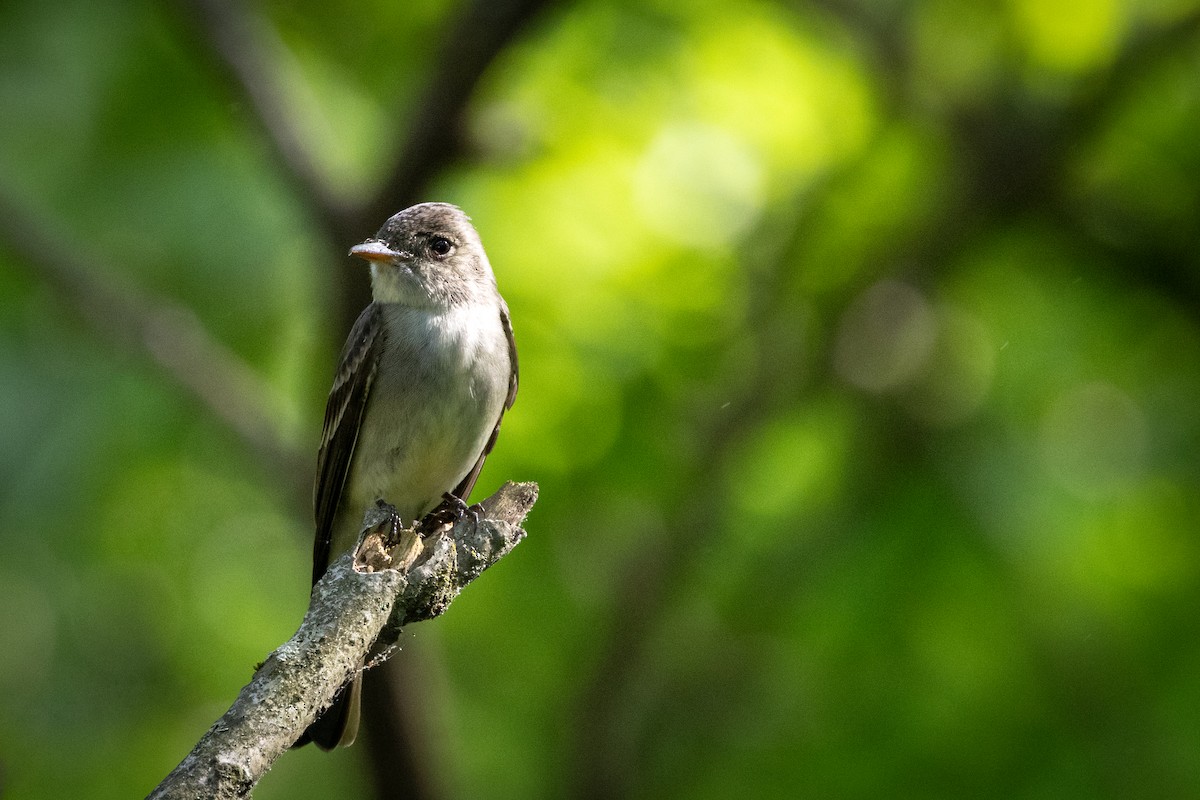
[{"xmin": 294, "ymin": 674, "xmax": 362, "ymax": 750}]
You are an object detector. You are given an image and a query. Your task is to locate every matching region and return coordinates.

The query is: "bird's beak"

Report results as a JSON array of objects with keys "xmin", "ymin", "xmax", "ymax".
[{"xmin": 349, "ymin": 240, "xmax": 410, "ymax": 263}]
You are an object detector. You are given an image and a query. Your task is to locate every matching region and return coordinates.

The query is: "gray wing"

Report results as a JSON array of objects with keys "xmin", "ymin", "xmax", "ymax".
[
  {"xmin": 312, "ymin": 303, "xmax": 383, "ymax": 585},
  {"xmin": 452, "ymin": 303, "xmax": 519, "ymax": 500}
]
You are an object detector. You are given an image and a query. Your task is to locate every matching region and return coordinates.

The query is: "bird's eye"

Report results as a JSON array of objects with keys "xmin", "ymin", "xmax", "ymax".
[{"xmin": 429, "ymin": 236, "xmax": 453, "ymax": 257}]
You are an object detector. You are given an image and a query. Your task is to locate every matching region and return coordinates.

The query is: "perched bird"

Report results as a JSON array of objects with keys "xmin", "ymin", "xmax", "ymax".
[{"xmin": 297, "ymin": 203, "xmax": 518, "ymax": 750}]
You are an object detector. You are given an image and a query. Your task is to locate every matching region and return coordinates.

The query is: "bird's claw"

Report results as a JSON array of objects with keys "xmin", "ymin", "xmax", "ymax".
[{"xmin": 417, "ymin": 492, "xmax": 481, "ymax": 536}]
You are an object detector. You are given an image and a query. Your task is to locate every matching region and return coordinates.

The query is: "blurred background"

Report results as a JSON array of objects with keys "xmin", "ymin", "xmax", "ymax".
[{"xmin": 2, "ymin": 0, "xmax": 1199, "ymax": 797}]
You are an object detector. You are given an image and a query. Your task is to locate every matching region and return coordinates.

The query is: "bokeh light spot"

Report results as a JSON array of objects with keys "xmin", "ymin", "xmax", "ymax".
[
  {"xmin": 633, "ymin": 122, "xmax": 764, "ymax": 248},
  {"xmin": 834, "ymin": 280, "xmax": 937, "ymax": 393},
  {"xmin": 1039, "ymin": 381, "xmax": 1148, "ymax": 499}
]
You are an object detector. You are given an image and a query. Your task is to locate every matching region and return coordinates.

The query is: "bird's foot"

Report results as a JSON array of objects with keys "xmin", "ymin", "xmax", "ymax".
[
  {"xmin": 373, "ymin": 499, "xmax": 405, "ymax": 546},
  {"xmin": 418, "ymin": 492, "xmax": 481, "ymax": 536},
  {"xmin": 356, "ymin": 501, "xmax": 406, "ymax": 572}
]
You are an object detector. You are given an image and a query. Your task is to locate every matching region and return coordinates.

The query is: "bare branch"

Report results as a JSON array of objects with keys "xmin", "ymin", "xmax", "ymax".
[{"xmin": 148, "ymin": 481, "xmax": 537, "ymax": 800}]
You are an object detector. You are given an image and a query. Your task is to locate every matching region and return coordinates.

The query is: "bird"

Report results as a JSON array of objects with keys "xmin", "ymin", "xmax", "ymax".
[{"xmin": 296, "ymin": 202, "xmax": 518, "ymax": 750}]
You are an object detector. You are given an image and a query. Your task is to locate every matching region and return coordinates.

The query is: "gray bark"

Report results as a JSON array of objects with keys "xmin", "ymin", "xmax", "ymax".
[{"xmin": 147, "ymin": 481, "xmax": 538, "ymax": 800}]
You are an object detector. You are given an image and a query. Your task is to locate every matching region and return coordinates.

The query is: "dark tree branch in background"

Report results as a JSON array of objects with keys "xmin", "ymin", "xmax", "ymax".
[
  {"xmin": 803, "ymin": 0, "xmax": 909, "ymax": 90},
  {"xmin": 346, "ymin": 0, "xmax": 563, "ymax": 335},
  {"xmin": 952, "ymin": 8, "xmax": 1200, "ymax": 211},
  {"xmin": 149, "ymin": 482, "xmax": 536, "ymax": 800},
  {"xmin": 18, "ymin": 2, "xmax": 561, "ymax": 799},
  {"xmin": 561, "ymin": 188, "xmax": 836, "ymax": 800},
  {"xmin": 176, "ymin": 0, "xmax": 562, "ymax": 334},
  {"xmin": 0, "ymin": 192, "xmax": 307, "ymax": 494},
  {"xmin": 1050, "ymin": 9, "xmax": 1200, "ymax": 314},
  {"xmin": 801, "ymin": 0, "xmax": 1200, "ymax": 308},
  {"xmin": 171, "ymin": 0, "xmax": 370, "ymax": 334},
  {"xmin": 939, "ymin": 9, "xmax": 1200, "ymax": 317},
  {"xmin": 363, "ymin": 0, "xmax": 560, "ymax": 220},
  {"xmin": 562, "ymin": 6, "xmax": 1200, "ymax": 796},
  {"xmin": 174, "ymin": 0, "xmax": 355, "ymax": 245}
]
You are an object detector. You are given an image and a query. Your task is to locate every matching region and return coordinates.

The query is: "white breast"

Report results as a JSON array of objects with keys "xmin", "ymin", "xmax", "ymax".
[{"xmin": 345, "ymin": 301, "xmax": 510, "ymax": 524}]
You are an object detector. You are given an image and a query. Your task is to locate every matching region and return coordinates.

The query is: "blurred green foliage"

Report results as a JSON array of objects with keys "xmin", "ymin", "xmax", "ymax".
[{"xmin": 1, "ymin": 0, "xmax": 1199, "ymax": 797}]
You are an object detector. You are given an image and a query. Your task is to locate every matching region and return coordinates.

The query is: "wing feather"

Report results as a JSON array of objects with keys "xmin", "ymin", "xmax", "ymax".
[{"xmin": 311, "ymin": 303, "xmax": 383, "ymax": 584}]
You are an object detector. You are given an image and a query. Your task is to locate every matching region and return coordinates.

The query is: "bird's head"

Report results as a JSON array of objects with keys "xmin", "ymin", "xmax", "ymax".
[{"xmin": 350, "ymin": 202, "xmax": 496, "ymax": 308}]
